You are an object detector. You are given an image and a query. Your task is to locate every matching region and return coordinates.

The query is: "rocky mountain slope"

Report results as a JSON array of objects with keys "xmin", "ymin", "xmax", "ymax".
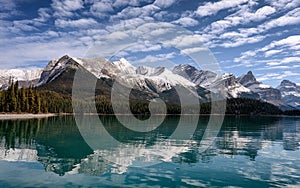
[
  {"xmin": 0, "ymin": 69, "xmax": 43, "ymax": 89},
  {"xmin": 237, "ymin": 71, "xmax": 294, "ymax": 110},
  {"xmin": 277, "ymin": 80, "xmax": 300, "ymax": 109},
  {"xmin": 173, "ymin": 64, "xmax": 258, "ymax": 99},
  {"xmin": 36, "ymin": 55, "xmax": 208, "ymax": 103},
  {"xmin": 1, "ymin": 55, "xmax": 299, "ymax": 110}
]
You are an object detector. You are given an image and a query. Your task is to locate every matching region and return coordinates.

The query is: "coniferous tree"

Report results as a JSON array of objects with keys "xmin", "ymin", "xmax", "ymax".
[
  {"xmin": 34, "ymin": 91, "xmax": 41, "ymax": 114},
  {"xmin": 28, "ymin": 86, "xmax": 36, "ymax": 113}
]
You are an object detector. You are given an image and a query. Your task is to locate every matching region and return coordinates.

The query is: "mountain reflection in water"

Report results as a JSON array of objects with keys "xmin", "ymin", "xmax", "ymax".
[{"xmin": 0, "ymin": 115, "xmax": 299, "ymax": 187}]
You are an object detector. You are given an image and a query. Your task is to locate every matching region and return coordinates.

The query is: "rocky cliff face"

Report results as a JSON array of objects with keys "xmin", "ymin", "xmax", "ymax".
[
  {"xmin": 237, "ymin": 71, "xmax": 285, "ymax": 107},
  {"xmin": 277, "ymin": 80, "xmax": 300, "ymax": 109},
  {"xmin": 1, "ymin": 55, "xmax": 299, "ymax": 111},
  {"xmin": 173, "ymin": 65, "xmax": 258, "ymax": 98},
  {"xmin": 0, "ymin": 69, "xmax": 42, "ymax": 89}
]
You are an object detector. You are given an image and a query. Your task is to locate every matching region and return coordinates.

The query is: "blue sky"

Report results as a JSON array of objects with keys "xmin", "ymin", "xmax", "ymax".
[{"xmin": 0, "ymin": 0, "xmax": 299, "ymax": 86}]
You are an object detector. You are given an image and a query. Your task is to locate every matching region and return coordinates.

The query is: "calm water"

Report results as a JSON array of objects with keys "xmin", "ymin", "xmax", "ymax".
[{"xmin": 0, "ymin": 115, "xmax": 300, "ymax": 187}]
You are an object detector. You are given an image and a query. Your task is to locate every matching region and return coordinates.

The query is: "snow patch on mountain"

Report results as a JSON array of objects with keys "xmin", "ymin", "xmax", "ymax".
[
  {"xmin": 277, "ymin": 80, "xmax": 300, "ymax": 109},
  {"xmin": 37, "ymin": 55, "xmax": 110, "ymax": 86},
  {"xmin": 37, "ymin": 56, "xmax": 196, "ymax": 94},
  {"xmin": 173, "ymin": 64, "xmax": 255, "ymax": 98},
  {"xmin": 112, "ymin": 58, "xmax": 136, "ymax": 75},
  {"xmin": 12, "ymin": 55, "xmax": 298, "ymax": 110},
  {"xmin": 237, "ymin": 71, "xmax": 295, "ymax": 110},
  {"xmin": 0, "ymin": 69, "xmax": 43, "ymax": 89},
  {"xmin": 111, "ymin": 63, "xmax": 195, "ymax": 93},
  {"xmin": 0, "ymin": 69, "xmax": 42, "ymax": 81}
]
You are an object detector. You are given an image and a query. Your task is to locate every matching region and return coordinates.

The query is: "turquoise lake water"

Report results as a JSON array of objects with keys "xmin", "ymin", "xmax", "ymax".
[{"xmin": 0, "ymin": 115, "xmax": 299, "ymax": 187}]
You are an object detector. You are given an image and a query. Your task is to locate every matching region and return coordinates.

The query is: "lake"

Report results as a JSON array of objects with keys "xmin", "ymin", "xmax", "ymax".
[{"xmin": 0, "ymin": 115, "xmax": 299, "ymax": 187}]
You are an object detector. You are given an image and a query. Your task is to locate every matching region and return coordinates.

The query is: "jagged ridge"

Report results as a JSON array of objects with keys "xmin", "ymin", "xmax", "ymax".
[{"xmin": 1, "ymin": 55, "xmax": 299, "ymax": 110}]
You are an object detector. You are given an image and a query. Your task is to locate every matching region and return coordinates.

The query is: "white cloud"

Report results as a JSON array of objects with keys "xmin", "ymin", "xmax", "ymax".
[
  {"xmin": 51, "ymin": 0, "xmax": 84, "ymax": 17},
  {"xmin": 125, "ymin": 42, "xmax": 162, "ymax": 53},
  {"xmin": 220, "ymin": 31, "xmax": 246, "ymax": 39},
  {"xmin": 181, "ymin": 47, "xmax": 208, "ymax": 55},
  {"xmin": 0, "ymin": 0, "xmax": 16, "ymax": 10},
  {"xmin": 266, "ymin": 62, "xmax": 282, "ymax": 66},
  {"xmin": 111, "ymin": 0, "xmax": 153, "ymax": 8},
  {"xmin": 132, "ymin": 52, "xmax": 177, "ymax": 68},
  {"xmin": 0, "ymin": 0, "xmax": 20, "ymax": 19},
  {"xmin": 35, "ymin": 8, "xmax": 52, "ymax": 22},
  {"xmin": 265, "ymin": 49, "xmax": 283, "ymax": 57},
  {"xmin": 163, "ymin": 34, "xmax": 206, "ymax": 48},
  {"xmin": 233, "ymin": 50, "xmax": 257, "ymax": 63},
  {"xmin": 257, "ymin": 65, "xmax": 290, "ymax": 70},
  {"xmin": 282, "ymin": 57, "xmax": 300, "ymax": 63},
  {"xmin": 257, "ymin": 71, "xmax": 300, "ymax": 81},
  {"xmin": 156, "ymin": 52, "xmax": 176, "ymax": 59},
  {"xmin": 263, "ymin": 8, "xmax": 300, "ymax": 31},
  {"xmin": 261, "ymin": 35, "xmax": 300, "ymax": 52},
  {"xmin": 154, "ymin": 0, "xmax": 177, "ymax": 8},
  {"xmin": 11, "ymin": 20, "xmax": 38, "ymax": 33},
  {"xmin": 254, "ymin": 6, "xmax": 276, "ymax": 19},
  {"xmin": 238, "ymin": 8, "xmax": 300, "ymax": 38},
  {"xmin": 266, "ymin": 0, "xmax": 300, "ymax": 9},
  {"xmin": 173, "ymin": 17, "xmax": 199, "ymax": 27},
  {"xmin": 90, "ymin": 0, "xmax": 114, "ymax": 18},
  {"xmin": 195, "ymin": 0, "xmax": 248, "ymax": 17},
  {"xmin": 235, "ymin": 35, "xmax": 300, "ymax": 64},
  {"xmin": 111, "ymin": 4, "xmax": 160, "ymax": 20},
  {"xmin": 0, "ymin": 39, "xmax": 87, "ymax": 69},
  {"xmin": 198, "ymin": 2, "xmax": 277, "ymax": 48},
  {"xmin": 106, "ymin": 17, "xmax": 152, "ymax": 32},
  {"xmin": 201, "ymin": 6, "xmax": 299, "ymax": 50},
  {"xmin": 215, "ymin": 5, "xmax": 274, "ymax": 30},
  {"xmin": 55, "ymin": 18, "xmax": 98, "ymax": 28},
  {"xmin": 221, "ymin": 35, "xmax": 265, "ymax": 48},
  {"xmin": 134, "ymin": 54, "xmax": 170, "ymax": 64},
  {"xmin": 91, "ymin": 0, "xmax": 114, "ymax": 12},
  {"xmin": 113, "ymin": 0, "xmax": 128, "ymax": 8}
]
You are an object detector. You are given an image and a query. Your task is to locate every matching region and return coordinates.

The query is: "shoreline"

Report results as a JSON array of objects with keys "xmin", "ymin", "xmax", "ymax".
[
  {"xmin": 0, "ymin": 113, "xmax": 57, "ymax": 120},
  {"xmin": 0, "ymin": 113, "xmax": 299, "ymax": 120}
]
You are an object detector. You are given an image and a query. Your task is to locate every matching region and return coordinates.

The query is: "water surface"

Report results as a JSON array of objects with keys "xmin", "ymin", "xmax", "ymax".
[{"xmin": 0, "ymin": 115, "xmax": 299, "ymax": 187}]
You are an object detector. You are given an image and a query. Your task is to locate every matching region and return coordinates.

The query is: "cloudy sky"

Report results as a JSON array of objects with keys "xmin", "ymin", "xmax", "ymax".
[{"xmin": 0, "ymin": 0, "xmax": 299, "ymax": 86}]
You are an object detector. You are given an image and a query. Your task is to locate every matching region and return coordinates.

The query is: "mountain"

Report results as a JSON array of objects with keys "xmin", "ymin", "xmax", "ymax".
[
  {"xmin": 237, "ymin": 71, "xmax": 293, "ymax": 110},
  {"xmin": 277, "ymin": 80, "xmax": 300, "ymax": 110},
  {"xmin": 173, "ymin": 64, "xmax": 258, "ymax": 99},
  {"xmin": 37, "ymin": 55, "xmax": 110, "ymax": 86},
  {"xmin": 0, "ymin": 69, "xmax": 42, "ymax": 89},
  {"xmin": 1, "ymin": 55, "xmax": 299, "ymax": 112},
  {"xmin": 36, "ymin": 55, "xmax": 207, "ymax": 103}
]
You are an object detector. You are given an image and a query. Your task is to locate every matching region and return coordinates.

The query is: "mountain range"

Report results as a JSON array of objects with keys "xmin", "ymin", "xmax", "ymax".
[{"xmin": 1, "ymin": 55, "xmax": 299, "ymax": 110}]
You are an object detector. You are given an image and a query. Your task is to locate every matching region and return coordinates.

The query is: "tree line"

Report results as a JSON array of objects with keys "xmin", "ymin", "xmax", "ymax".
[
  {"xmin": 0, "ymin": 80, "xmax": 47, "ymax": 113},
  {"xmin": 1, "ymin": 79, "xmax": 298, "ymax": 115}
]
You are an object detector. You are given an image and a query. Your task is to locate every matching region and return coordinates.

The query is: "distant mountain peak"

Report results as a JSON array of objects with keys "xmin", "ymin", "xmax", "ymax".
[
  {"xmin": 37, "ymin": 56, "xmax": 74, "ymax": 85},
  {"xmin": 277, "ymin": 79, "xmax": 300, "ymax": 110},
  {"xmin": 173, "ymin": 64, "xmax": 197, "ymax": 76},
  {"xmin": 280, "ymin": 79, "xmax": 296, "ymax": 87},
  {"xmin": 0, "ymin": 69, "xmax": 43, "ymax": 89},
  {"xmin": 2, "ymin": 54, "xmax": 298, "ymax": 110},
  {"xmin": 238, "ymin": 71, "xmax": 257, "ymax": 84},
  {"xmin": 247, "ymin": 70, "xmax": 253, "ymax": 75},
  {"xmin": 112, "ymin": 58, "xmax": 136, "ymax": 75}
]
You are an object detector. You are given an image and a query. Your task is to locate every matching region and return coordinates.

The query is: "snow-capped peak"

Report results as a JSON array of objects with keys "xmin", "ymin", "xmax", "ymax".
[
  {"xmin": 111, "ymin": 60, "xmax": 195, "ymax": 92},
  {"xmin": 0, "ymin": 69, "xmax": 43, "ymax": 81},
  {"xmin": 112, "ymin": 58, "xmax": 136, "ymax": 74},
  {"xmin": 0, "ymin": 68, "xmax": 43, "ymax": 89},
  {"xmin": 277, "ymin": 79, "xmax": 300, "ymax": 109},
  {"xmin": 279, "ymin": 80, "xmax": 297, "ymax": 87},
  {"xmin": 237, "ymin": 71, "xmax": 257, "ymax": 85}
]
